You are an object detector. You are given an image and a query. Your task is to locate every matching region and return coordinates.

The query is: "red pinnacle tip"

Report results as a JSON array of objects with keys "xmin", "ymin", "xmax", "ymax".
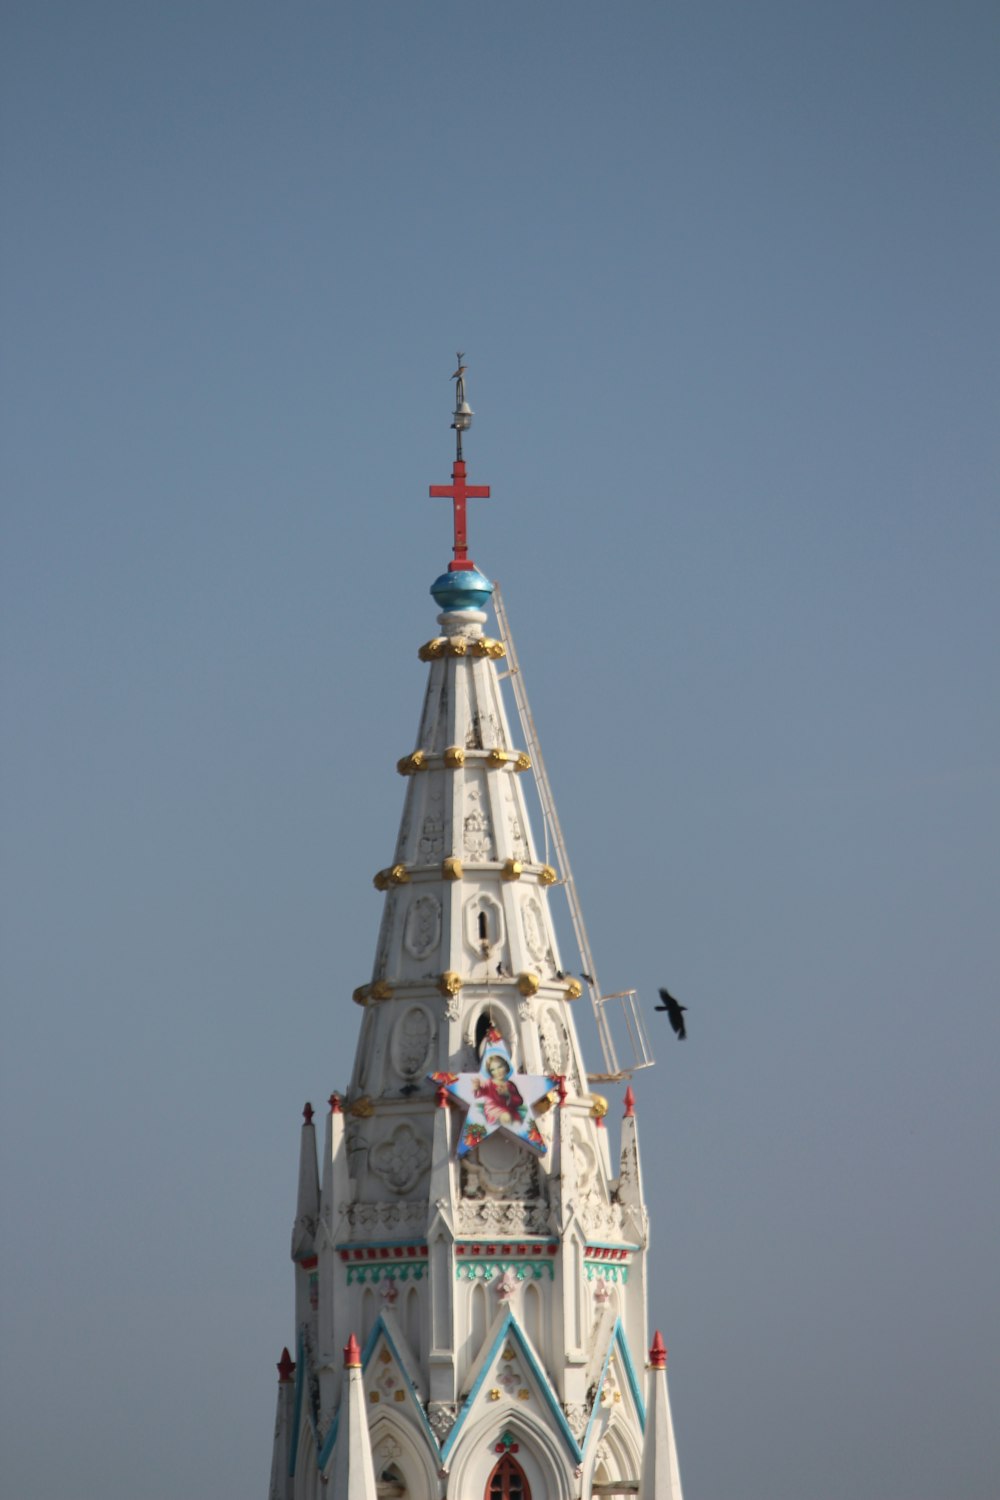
[
  {"xmin": 649, "ymin": 1330, "xmax": 667, "ymax": 1369},
  {"xmin": 344, "ymin": 1333, "xmax": 362, "ymax": 1368},
  {"xmin": 277, "ymin": 1347, "xmax": 296, "ymax": 1382},
  {"xmin": 624, "ymin": 1085, "xmax": 635, "ymax": 1118},
  {"xmin": 329, "ymin": 1093, "xmax": 341, "ymax": 1114},
  {"xmin": 436, "ymin": 1083, "xmax": 450, "ymax": 1109},
  {"xmin": 303, "ymin": 1101, "xmax": 314, "ymax": 1126}
]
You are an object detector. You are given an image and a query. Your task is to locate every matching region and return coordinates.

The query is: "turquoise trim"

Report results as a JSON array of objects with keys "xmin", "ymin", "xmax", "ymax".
[
  {"xmin": 318, "ymin": 1408, "xmax": 338, "ymax": 1471},
  {"xmin": 441, "ymin": 1309, "xmax": 582, "ymax": 1465},
  {"xmin": 288, "ymin": 1329, "xmax": 306, "ymax": 1477},
  {"xmin": 456, "ymin": 1259, "xmax": 555, "ymax": 1283},
  {"xmin": 580, "ymin": 1317, "xmax": 646, "ymax": 1454},
  {"xmin": 346, "ymin": 1262, "xmax": 426, "ymax": 1285},
  {"xmin": 317, "ymin": 1314, "xmax": 438, "ymax": 1469},
  {"xmin": 583, "ymin": 1262, "xmax": 629, "ymax": 1284}
]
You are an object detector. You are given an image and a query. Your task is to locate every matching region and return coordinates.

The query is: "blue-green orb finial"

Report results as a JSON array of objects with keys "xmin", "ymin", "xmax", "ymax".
[{"xmin": 430, "ymin": 565, "xmax": 494, "ymax": 613}]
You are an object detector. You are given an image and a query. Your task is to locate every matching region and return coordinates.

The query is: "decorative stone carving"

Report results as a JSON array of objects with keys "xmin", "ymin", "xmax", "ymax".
[
  {"xmin": 571, "ymin": 1125, "xmax": 598, "ymax": 1192},
  {"xmin": 391, "ymin": 1006, "xmax": 434, "ymax": 1082},
  {"xmin": 427, "ymin": 1403, "xmax": 458, "ymax": 1444},
  {"xmin": 460, "ymin": 1139, "xmax": 540, "ymax": 1201},
  {"xmin": 456, "ymin": 1199, "xmax": 549, "ymax": 1235},
  {"xmin": 493, "ymin": 1344, "xmax": 530, "ymax": 1403},
  {"xmin": 418, "ymin": 815, "xmax": 444, "ymax": 861},
  {"xmin": 496, "ymin": 1267, "xmax": 520, "ymax": 1301},
  {"xmin": 376, "ymin": 1437, "xmax": 402, "ymax": 1466},
  {"xmin": 578, "ymin": 1198, "xmax": 627, "ymax": 1240},
  {"xmin": 521, "ymin": 897, "xmax": 548, "ymax": 962},
  {"xmin": 463, "ymin": 785, "xmax": 495, "ymax": 859},
  {"xmin": 444, "ymin": 991, "xmax": 462, "ymax": 1021},
  {"xmin": 403, "ymin": 894, "xmax": 441, "ymax": 960},
  {"xmin": 539, "ymin": 1009, "xmax": 566, "ymax": 1076},
  {"xmin": 564, "ymin": 1402, "xmax": 590, "ymax": 1440},
  {"xmin": 346, "ymin": 1200, "xmax": 426, "ymax": 1231},
  {"xmin": 370, "ymin": 1124, "xmax": 431, "ymax": 1194}
]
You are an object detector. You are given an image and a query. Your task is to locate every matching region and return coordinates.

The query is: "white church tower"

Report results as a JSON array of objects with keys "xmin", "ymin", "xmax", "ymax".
[{"xmin": 268, "ymin": 367, "xmax": 684, "ymax": 1500}]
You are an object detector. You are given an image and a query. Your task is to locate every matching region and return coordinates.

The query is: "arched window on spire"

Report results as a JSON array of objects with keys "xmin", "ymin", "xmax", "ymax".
[
  {"xmin": 486, "ymin": 1452, "xmax": 530, "ymax": 1500},
  {"xmin": 475, "ymin": 1011, "xmax": 496, "ymax": 1056}
]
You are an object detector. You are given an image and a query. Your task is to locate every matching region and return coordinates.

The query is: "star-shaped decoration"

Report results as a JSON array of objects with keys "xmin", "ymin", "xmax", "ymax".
[{"xmin": 430, "ymin": 1032, "xmax": 557, "ymax": 1158}]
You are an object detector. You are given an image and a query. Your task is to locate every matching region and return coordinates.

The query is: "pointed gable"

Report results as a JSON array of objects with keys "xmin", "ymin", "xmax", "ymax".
[
  {"xmin": 318, "ymin": 1315, "xmax": 436, "ymax": 1470},
  {"xmin": 441, "ymin": 1308, "xmax": 580, "ymax": 1466}
]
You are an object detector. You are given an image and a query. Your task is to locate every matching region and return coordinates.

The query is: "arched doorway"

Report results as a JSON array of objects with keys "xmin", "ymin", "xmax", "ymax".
[{"xmin": 486, "ymin": 1452, "xmax": 531, "ymax": 1500}]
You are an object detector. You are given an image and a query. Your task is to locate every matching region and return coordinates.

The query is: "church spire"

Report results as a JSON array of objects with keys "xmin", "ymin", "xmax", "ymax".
[
  {"xmin": 268, "ymin": 369, "xmax": 686, "ymax": 1500},
  {"xmin": 638, "ymin": 1332, "xmax": 685, "ymax": 1500},
  {"xmin": 324, "ymin": 1336, "xmax": 378, "ymax": 1500},
  {"xmin": 291, "ymin": 1101, "xmax": 319, "ymax": 1262}
]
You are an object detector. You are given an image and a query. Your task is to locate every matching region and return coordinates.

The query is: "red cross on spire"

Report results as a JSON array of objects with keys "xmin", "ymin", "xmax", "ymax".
[
  {"xmin": 428, "ymin": 355, "xmax": 491, "ymax": 572},
  {"xmin": 429, "ymin": 458, "xmax": 491, "ymax": 572}
]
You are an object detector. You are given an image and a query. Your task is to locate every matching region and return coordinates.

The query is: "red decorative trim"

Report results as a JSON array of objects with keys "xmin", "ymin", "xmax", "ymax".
[
  {"xmin": 624, "ymin": 1085, "xmax": 635, "ymax": 1118},
  {"xmin": 337, "ymin": 1244, "xmax": 429, "ymax": 1262},
  {"xmin": 298, "ymin": 1255, "xmax": 318, "ymax": 1270},
  {"xmin": 344, "ymin": 1333, "xmax": 362, "ymax": 1368},
  {"xmin": 454, "ymin": 1242, "xmax": 559, "ymax": 1258},
  {"xmin": 329, "ymin": 1093, "xmax": 341, "ymax": 1114},
  {"xmin": 649, "ymin": 1330, "xmax": 667, "ymax": 1369},
  {"xmin": 277, "ymin": 1347, "xmax": 296, "ymax": 1382},
  {"xmin": 302, "ymin": 1101, "xmax": 314, "ymax": 1125}
]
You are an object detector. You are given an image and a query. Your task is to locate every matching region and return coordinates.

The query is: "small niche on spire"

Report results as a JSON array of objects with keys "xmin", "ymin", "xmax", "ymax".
[
  {"xmin": 464, "ymin": 893, "xmax": 504, "ymax": 959},
  {"xmin": 476, "ymin": 1011, "xmax": 508, "ymax": 1058}
]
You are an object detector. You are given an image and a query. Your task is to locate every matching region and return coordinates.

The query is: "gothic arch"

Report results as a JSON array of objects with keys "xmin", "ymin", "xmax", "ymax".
[
  {"xmin": 446, "ymin": 1408, "xmax": 576, "ymax": 1500},
  {"xmin": 468, "ymin": 1280, "xmax": 488, "ymax": 1364},
  {"xmin": 369, "ymin": 1414, "xmax": 439, "ymax": 1500},
  {"xmin": 361, "ymin": 1286, "xmax": 377, "ymax": 1344},
  {"xmin": 467, "ymin": 1003, "xmax": 513, "ymax": 1057},
  {"xmin": 585, "ymin": 1419, "xmax": 642, "ymax": 1498},
  {"xmin": 486, "ymin": 1451, "xmax": 531, "ymax": 1498},
  {"xmin": 523, "ymin": 1281, "xmax": 543, "ymax": 1350},
  {"xmin": 405, "ymin": 1283, "xmax": 421, "ymax": 1355}
]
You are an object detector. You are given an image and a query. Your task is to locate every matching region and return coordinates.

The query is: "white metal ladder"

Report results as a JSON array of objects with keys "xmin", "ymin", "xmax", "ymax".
[{"xmin": 491, "ymin": 584, "xmax": 654, "ymax": 1081}]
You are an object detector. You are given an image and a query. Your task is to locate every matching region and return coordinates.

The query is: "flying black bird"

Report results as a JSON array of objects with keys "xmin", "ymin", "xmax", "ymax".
[{"xmin": 655, "ymin": 987, "xmax": 688, "ymax": 1040}]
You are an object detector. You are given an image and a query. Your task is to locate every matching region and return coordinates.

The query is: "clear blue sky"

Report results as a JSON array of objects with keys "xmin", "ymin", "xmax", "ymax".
[{"xmin": 2, "ymin": 4, "xmax": 998, "ymax": 1498}]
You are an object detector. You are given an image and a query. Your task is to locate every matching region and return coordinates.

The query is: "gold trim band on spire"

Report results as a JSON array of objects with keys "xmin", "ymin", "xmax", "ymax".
[
  {"xmin": 418, "ymin": 636, "xmax": 506, "ymax": 662},
  {"xmin": 352, "ymin": 979, "xmax": 394, "ymax": 1005},
  {"xmin": 396, "ymin": 750, "xmax": 427, "ymax": 776},
  {"xmin": 373, "ymin": 864, "xmax": 410, "ymax": 891}
]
